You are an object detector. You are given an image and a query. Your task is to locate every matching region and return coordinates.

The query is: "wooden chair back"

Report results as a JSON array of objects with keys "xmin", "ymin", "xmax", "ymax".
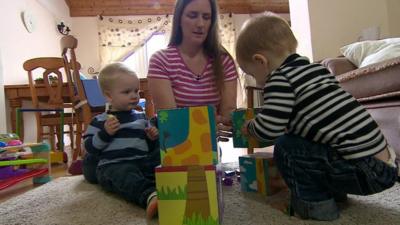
[
  {"xmin": 23, "ymin": 57, "xmax": 69, "ymax": 110},
  {"xmin": 22, "ymin": 57, "xmax": 76, "ymax": 152}
]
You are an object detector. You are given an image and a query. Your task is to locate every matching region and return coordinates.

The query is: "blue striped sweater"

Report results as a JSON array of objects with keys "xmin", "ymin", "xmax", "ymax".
[
  {"xmin": 83, "ymin": 110, "xmax": 157, "ymax": 167},
  {"xmin": 248, "ymin": 54, "xmax": 387, "ymax": 160}
]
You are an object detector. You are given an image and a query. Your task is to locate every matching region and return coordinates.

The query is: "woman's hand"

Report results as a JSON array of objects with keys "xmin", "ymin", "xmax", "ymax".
[
  {"xmin": 145, "ymin": 126, "xmax": 159, "ymax": 141},
  {"xmin": 216, "ymin": 115, "xmax": 233, "ymax": 142},
  {"xmin": 104, "ymin": 116, "xmax": 120, "ymax": 136}
]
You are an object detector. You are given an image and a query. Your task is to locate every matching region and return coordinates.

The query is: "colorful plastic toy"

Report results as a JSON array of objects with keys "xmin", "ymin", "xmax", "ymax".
[
  {"xmin": 0, "ymin": 142, "xmax": 51, "ymax": 190},
  {"xmin": 7, "ymin": 140, "xmax": 23, "ymax": 146},
  {"xmin": 222, "ymin": 177, "xmax": 233, "ymax": 186}
]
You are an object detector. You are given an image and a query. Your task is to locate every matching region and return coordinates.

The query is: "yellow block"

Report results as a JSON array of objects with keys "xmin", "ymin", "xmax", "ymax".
[{"xmin": 50, "ymin": 151, "xmax": 64, "ymax": 163}]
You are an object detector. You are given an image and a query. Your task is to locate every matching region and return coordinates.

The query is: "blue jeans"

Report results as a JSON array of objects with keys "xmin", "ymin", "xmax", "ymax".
[
  {"xmin": 83, "ymin": 144, "xmax": 160, "ymax": 209},
  {"xmin": 83, "ymin": 153, "xmax": 101, "ymax": 184},
  {"xmin": 274, "ymin": 134, "xmax": 398, "ymax": 221}
]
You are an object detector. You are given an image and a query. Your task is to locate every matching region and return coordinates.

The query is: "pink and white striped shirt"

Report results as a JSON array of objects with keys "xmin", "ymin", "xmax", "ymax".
[{"xmin": 147, "ymin": 46, "xmax": 238, "ymax": 109}]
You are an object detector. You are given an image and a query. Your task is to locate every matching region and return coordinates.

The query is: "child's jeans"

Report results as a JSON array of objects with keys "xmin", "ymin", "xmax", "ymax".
[
  {"xmin": 83, "ymin": 153, "xmax": 100, "ymax": 184},
  {"xmin": 274, "ymin": 134, "xmax": 398, "ymax": 221},
  {"xmin": 96, "ymin": 160, "xmax": 157, "ymax": 208},
  {"xmin": 96, "ymin": 148, "xmax": 160, "ymax": 209}
]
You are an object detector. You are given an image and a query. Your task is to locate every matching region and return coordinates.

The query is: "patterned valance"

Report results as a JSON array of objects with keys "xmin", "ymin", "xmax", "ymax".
[{"xmin": 98, "ymin": 15, "xmax": 172, "ymax": 67}]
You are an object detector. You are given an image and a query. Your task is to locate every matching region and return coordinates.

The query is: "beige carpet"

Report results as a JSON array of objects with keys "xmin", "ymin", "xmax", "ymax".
[{"xmin": 1, "ymin": 174, "xmax": 399, "ymax": 225}]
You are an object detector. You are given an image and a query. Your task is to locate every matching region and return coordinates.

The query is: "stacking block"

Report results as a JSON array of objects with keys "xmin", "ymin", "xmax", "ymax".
[
  {"xmin": 231, "ymin": 109, "xmax": 274, "ymax": 148},
  {"xmin": 155, "ymin": 165, "xmax": 222, "ymax": 225},
  {"xmin": 239, "ymin": 152, "xmax": 284, "ymax": 195},
  {"xmin": 31, "ymin": 143, "xmax": 52, "ymax": 183},
  {"xmin": 157, "ymin": 106, "xmax": 218, "ymax": 166}
]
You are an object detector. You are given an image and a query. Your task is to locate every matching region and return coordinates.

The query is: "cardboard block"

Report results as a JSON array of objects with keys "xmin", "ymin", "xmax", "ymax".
[{"xmin": 157, "ymin": 106, "xmax": 218, "ymax": 166}]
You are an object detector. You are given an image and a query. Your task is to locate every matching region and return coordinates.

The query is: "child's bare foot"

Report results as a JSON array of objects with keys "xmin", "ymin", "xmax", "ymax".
[{"xmin": 146, "ymin": 192, "xmax": 158, "ymax": 220}]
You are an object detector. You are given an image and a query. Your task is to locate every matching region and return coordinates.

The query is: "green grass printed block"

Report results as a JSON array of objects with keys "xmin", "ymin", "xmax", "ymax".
[
  {"xmin": 183, "ymin": 213, "xmax": 219, "ymax": 225},
  {"xmin": 158, "ymin": 185, "xmax": 187, "ymax": 200}
]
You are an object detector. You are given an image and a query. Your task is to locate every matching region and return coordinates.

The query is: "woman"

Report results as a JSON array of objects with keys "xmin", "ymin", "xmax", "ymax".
[{"xmin": 147, "ymin": 0, "xmax": 238, "ymax": 139}]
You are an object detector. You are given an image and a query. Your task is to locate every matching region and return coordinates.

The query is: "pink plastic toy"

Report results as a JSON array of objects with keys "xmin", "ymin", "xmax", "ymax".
[{"xmin": 7, "ymin": 140, "xmax": 23, "ymax": 146}]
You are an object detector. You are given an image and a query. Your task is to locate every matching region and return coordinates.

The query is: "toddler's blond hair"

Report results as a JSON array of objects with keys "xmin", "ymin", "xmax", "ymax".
[
  {"xmin": 98, "ymin": 62, "xmax": 138, "ymax": 93},
  {"xmin": 236, "ymin": 13, "xmax": 298, "ymax": 61}
]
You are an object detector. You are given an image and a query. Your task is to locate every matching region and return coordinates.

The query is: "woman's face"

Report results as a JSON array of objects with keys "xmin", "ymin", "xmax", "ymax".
[{"xmin": 180, "ymin": 0, "xmax": 212, "ymax": 46}]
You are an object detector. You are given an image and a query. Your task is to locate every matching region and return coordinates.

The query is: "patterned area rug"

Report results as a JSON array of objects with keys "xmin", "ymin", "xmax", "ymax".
[{"xmin": 1, "ymin": 166, "xmax": 399, "ymax": 225}]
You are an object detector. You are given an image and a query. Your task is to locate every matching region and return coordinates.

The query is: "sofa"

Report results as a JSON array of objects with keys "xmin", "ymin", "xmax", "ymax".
[{"xmin": 321, "ymin": 56, "xmax": 400, "ymax": 160}]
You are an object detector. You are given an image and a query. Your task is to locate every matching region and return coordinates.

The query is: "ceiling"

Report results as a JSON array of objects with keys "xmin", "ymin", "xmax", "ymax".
[{"xmin": 65, "ymin": 0, "xmax": 289, "ymax": 17}]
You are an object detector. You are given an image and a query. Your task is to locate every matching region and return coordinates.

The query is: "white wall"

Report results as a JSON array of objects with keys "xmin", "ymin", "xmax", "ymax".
[
  {"xmin": 71, "ymin": 17, "xmax": 101, "ymax": 75},
  {"xmin": 387, "ymin": 0, "xmax": 400, "ymax": 37},
  {"xmin": 0, "ymin": 0, "xmax": 70, "ymax": 85},
  {"xmin": 289, "ymin": 0, "xmax": 313, "ymax": 61},
  {"xmin": 290, "ymin": 0, "xmax": 398, "ymax": 61}
]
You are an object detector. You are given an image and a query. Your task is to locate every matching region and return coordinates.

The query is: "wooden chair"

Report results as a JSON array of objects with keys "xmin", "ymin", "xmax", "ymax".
[
  {"xmin": 23, "ymin": 57, "xmax": 78, "ymax": 154},
  {"xmin": 60, "ymin": 36, "xmax": 102, "ymax": 161}
]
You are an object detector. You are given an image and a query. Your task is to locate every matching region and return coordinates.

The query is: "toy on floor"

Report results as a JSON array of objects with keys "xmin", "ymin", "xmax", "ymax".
[
  {"xmin": 0, "ymin": 140, "xmax": 51, "ymax": 190},
  {"xmin": 239, "ymin": 152, "xmax": 286, "ymax": 196},
  {"xmin": 68, "ymin": 159, "xmax": 83, "ymax": 175}
]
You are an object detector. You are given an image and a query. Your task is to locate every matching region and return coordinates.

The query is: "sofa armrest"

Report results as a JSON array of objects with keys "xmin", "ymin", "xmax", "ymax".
[
  {"xmin": 321, "ymin": 57, "xmax": 357, "ymax": 75},
  {"xmin": 335, "ymin": 56, "xmax": 400, "ymax": 100}
]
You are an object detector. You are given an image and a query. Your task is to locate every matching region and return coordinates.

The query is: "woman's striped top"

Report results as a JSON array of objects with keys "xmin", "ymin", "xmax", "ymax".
[
  {"xmin": 248, "ymin": 54, "xmax": 387, "ymax": 160},
  {"xmin": 147, "ymin": 46, "xmax": 237, "ymax": 108}
]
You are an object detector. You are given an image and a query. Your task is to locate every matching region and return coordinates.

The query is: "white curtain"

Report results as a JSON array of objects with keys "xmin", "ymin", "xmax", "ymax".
[
  {"xmin": 98, "ymin": 14, "xmax": 236, "ymax": 65},
  {"xmin": 218, "ymin": 14, "xmax": 236, "ymax": 57},
  {"xmin": 98, "ymin": 15, "xmax": 172, "ymax": 68}
]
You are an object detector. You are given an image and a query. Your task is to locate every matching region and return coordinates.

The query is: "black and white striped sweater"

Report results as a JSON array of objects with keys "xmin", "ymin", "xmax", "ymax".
[{"xmin": 248, "ymin": 54, "xmax": 387, "ymax": 160}]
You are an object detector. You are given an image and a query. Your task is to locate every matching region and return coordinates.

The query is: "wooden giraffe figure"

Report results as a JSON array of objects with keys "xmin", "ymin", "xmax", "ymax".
[{"xmin": 162, "ymin": 106, "xmax": 215, "ymax": 166}]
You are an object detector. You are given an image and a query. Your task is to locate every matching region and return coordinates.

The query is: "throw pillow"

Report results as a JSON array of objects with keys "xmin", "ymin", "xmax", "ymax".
[
  {"xmin": 340, "ymin": 38, "xmax": 400, "ymax": 67},
  {"xmin": 360, "ymin": 43, "xmax": 400, "ymax": 67}
]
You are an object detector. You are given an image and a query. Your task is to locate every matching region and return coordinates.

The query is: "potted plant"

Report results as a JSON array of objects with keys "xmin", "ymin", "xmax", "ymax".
[{"xmin": 34, "ymin": 77, "xmax": 44, "ymax": 84}]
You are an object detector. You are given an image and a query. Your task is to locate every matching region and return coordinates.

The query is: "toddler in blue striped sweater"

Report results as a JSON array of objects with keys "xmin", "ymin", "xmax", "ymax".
[{"xmin": 82, "ymin": 63, "xmax": 159, "ymax": 219}]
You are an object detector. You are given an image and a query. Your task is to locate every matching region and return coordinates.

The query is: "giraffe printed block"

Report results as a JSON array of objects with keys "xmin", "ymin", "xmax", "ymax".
[
  {"xmin": 157, "ymin": 106, "xmax": 218, "ymax": 166},
  {"xmin": 155, "ymin": 165, "xmax": 222, "ymax": 225}
]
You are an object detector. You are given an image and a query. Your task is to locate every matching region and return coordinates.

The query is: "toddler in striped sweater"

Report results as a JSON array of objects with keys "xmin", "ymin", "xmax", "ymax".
[
  {"xmin": 82, "ymin": 63, "xmax": 159, "ymax": 220},
  {"xmin": 235, "ymin": 13, "xmax": 399, "ymax": 221}
]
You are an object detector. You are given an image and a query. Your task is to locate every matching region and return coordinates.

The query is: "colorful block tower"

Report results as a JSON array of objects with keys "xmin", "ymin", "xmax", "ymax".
[{"xmin": 156, "ymin": 106, "xmax": 222, "ymax": 225}]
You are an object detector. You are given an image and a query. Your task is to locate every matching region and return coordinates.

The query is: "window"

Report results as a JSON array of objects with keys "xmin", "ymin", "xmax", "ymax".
[{"xmin": 123, "ymin": 33, "xmax": 168, "ymax": 78}]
